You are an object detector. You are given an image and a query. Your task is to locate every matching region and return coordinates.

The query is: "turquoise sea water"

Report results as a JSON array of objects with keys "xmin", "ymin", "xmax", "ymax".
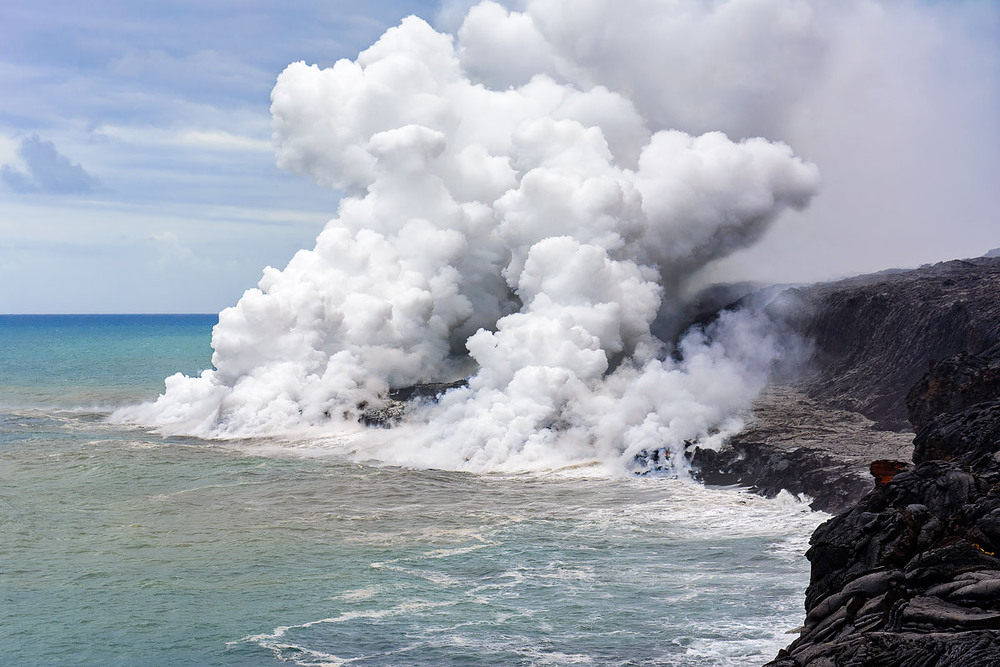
[{"xmin": 0, "ymin": 315, "xmax": 822, "ymax": 666}]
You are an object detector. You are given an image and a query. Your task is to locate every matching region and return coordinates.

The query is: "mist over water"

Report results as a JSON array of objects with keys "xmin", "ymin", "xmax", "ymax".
[
  {"xmin": 15, "ymin": 4, "xmax": 995, "ymax": 663},
  {"xmin": 114, "ymin": 1, "xmax": 825, "ymax": 474},
  {"xmin": 0, "ymin": 310, "xmax": 820, "ymax": 665},
  {"xmin": 114, "ymin": 0, "xmax": 997, "ymax": 472},
  {"xmin": 0, "ymin": 316, "xmax": 823, "ymax": 666}
]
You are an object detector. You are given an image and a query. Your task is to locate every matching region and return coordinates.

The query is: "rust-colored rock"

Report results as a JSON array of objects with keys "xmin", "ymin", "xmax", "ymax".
[{"xmin": 870, "ymin": 459, "xmax": 907, "ymax": 485}]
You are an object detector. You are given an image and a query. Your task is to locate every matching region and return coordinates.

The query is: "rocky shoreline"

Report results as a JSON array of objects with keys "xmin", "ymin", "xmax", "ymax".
[
  {"xmin": 689, "ymin": 386, "xmax": 912, "ymax": 514},
  {"xmin": 763, "ymin": 343, "xmax": 1000, "ymax": 666},
  {"xmin": 354, "ymin": 255, "xmax": 1000, "ymax": 664},
  {"xmin": 699, "ymin": 256, "xmax": 1000, "ymax": 665},
  {"xmin": 691, "ymin": 257, "xmax": 1000, "ymax": 513}
]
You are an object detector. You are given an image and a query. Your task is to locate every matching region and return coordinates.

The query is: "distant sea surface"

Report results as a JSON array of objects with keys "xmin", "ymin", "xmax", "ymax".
[{"xmin": 1, "ymin": 314, "xmax": 822, "ymax": 666}]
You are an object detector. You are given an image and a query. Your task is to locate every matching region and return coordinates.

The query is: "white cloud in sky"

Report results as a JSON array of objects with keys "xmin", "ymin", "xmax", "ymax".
[
  {"xmin": 0, "ymin": 0, "xmax": 996, "ymax": 314},
  {"xmin": 0, "ymin": 0, "xmax": 436, "ymax": 312},
  {"xmin": 151, "ymin": 231, "xmax": 199, "ymax": 270},
  {"xmin": 0, "ymin": 198, "xmax": 330, "ymax": 313},
  {"xmin": 177, "ymin": 130, "xmax": 272, "ymax": 152},
  {"xmin": 0, "ymin": 134, "xmax": 18, "ymax": 163},
  {"xmin": 92, "ymin": 125, "xmax": 272, "ymax": 153},
  {"xmin": 107, "ymin": 48, "xmax": 271, "ymax": 98}
]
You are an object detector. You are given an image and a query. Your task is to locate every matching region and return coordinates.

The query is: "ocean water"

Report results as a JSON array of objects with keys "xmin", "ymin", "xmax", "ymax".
[{"xmin": 0, "ymin": 315, "xmax": 823, "ymax": 666}]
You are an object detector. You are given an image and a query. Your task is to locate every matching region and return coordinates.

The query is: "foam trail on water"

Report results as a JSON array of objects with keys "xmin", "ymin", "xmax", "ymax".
[{"xmin": 114, "ymin": 3, "xmax": 820, "ymax": 473}]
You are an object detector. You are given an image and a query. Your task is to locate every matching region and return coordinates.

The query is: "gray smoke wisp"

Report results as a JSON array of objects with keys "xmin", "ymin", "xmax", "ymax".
[{"xmin": 115, "ymin": 2, "xmax": 824, "ymax": 473}]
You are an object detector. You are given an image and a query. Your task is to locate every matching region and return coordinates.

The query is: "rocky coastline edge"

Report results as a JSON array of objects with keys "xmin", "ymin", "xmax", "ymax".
[{"xmin": 693, "ymin": 256, "xmax": 1000, "ymax": 665}]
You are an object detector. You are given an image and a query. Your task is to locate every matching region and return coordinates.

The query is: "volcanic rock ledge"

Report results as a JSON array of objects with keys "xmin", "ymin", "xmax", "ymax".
[
  {"xmin": 765, "ymin": 345, "xmax": 1000, "ymax": 666},
  {"xmin": 690, "ymin": 256, "xmax": 1000, "ymax": 515},
  {"xmin": 783, "ymin": 256, "xmax": 1000, "ymax": 431},
  {"xmin": 358, "ymin": 380, "xmax": 467, "ymax": 427},
  {"xmin": 688, "ymin": 386, "xmax": 912, "ymax": 514}
]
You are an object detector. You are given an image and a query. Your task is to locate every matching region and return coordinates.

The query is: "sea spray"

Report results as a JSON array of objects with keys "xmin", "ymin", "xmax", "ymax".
[{"xmin": 114, "ymin": 3, "xmax": 821, "ymax": 473}]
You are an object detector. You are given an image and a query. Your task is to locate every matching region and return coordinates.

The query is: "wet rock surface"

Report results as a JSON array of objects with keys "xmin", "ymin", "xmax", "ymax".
[{"xmin": 765, "ymin": 345, "xmax": 1000, "ymax": 666}]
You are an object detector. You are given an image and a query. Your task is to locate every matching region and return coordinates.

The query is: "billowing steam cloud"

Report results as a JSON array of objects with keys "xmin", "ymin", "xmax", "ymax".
[{"xmin": 115, "ymin": 2, "xmax": 822, "ymax": 473}]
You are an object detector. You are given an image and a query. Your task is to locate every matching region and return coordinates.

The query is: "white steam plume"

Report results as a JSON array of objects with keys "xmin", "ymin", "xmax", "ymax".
[{"xmin": 115, "ymin": 3, "xmax": 821, "ymax": 473}]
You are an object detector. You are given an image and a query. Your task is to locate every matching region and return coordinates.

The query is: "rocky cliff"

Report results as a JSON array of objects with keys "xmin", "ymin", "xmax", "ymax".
[
  {"xmin": 690, "ymin": 256, "xmax": 1000, "ymax": 514},
  {"xmin": 683, "ymin": 256, "xmax": 1000, "ymax": 663},
  {"xmin": 784, "ymin": 257, "xmax": 1000, "ymax": 431},
  {"xmin": 765, "ymin": 343, "xmax": 1000, "ymax": 666}
]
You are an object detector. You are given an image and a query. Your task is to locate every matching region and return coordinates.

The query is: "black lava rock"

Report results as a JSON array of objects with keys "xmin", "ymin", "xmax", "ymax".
[
  {"xmin": 781, "ymin": 257, "xmax": 1000, "ymax": 430},
  {"xmin": 766, "ymin": 344, "xmax": 1000, "ymax": 666}
]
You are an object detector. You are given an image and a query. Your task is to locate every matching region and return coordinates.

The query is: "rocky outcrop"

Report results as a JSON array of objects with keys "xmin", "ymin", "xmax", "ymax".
[
  {"xmin": 689, "ymin": 257, "xmax": 1000, "ymax": 515},
  {"xmin": 911, "ymin": 400, "xmax": 1000, "ymax": 471},
  {"xmin": 766, "ymin": 346, "xmax": 1000, "ymax": 666},
  {"xmin": 688, "ymin": 387, "xmax": 912, "ymax": 514},
  {"xmin": 688, "ymin": 439, "xmax": 871, "ymax": 515},
  {"xmin": 906, "ymin": 342, "xmax": 1000, "ymax": 434},
  {"xmin": 782, "ymin": 257, "xmax": 1000, "ymax": 430},
  {"xmin": 359, "ymin": 380, "xmax": 467, "ymax": 427}
]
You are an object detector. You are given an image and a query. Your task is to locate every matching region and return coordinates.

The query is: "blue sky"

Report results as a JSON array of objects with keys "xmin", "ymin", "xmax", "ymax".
[
  {"xmin": 1, "ymin": 0, "xmax": 998, "ymax": 313},
  {"xmin": 0, "ymin": 0, "xmax": 443, "ymax": 313}
]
